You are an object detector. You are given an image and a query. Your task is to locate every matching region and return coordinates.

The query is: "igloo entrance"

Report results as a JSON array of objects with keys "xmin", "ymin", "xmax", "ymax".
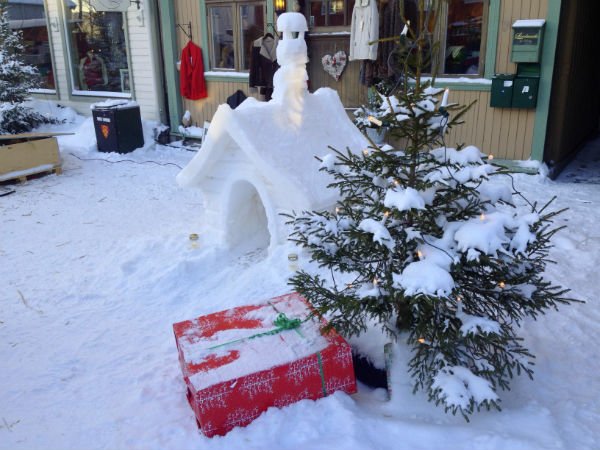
[{"xmin": 225, "ymin": 180, "xmax": 271, "ymax": 251}]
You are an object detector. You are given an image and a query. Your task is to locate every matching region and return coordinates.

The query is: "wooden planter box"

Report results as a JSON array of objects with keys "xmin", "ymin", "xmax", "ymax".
[{"xmin": 0, "ymin": 133, "xmax": 64, "ymax": 182}]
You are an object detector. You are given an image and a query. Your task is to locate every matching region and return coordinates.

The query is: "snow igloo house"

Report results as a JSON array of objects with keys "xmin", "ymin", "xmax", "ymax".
[{"xmin": 176, "ymin": 12, "xmax": 368, "ymax": 251}]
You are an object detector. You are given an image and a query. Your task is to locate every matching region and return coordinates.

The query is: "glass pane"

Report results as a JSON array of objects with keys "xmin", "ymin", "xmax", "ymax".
[
  {"xmin": 308, "ymin": 1, "xmax": 326, "ymax": 28},
  {"xmin": 444, "ymin": 0, "xmax": 484, "ymax": 74},
  {"xmin": 64, "ymin": 1, "xmax": 129, "ymax": 93},
  {"xmin": 210, "ymin": 6, "xmax": 234, "ymax": 69},
  {"xmin": 6, "ymin": 0, "xmax": 55, "ymax": 89},
  {"xmin": 328, "ymin": 0, "xmax": 345, "ymax": 27},
  {"xmin": 240, "ymin": 4, "xmax": 265, "ymax": 71}
]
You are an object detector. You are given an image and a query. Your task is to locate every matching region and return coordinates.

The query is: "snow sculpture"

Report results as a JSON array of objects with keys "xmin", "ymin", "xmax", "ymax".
[
  {"xmin": 271, "ymin": 12, "xmax": 309, "ymax": 126},
  {"xmin": 176, "ymin": 13, "xmax": 369, "ymax": 252}
]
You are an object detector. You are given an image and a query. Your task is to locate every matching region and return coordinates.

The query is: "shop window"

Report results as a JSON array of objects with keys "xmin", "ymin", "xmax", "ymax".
[
  {"xmin": 302, "ymin": 0, "xmax": 354, "ymax": 29},
  {"xmin": 63, "ymin": 0, "xmax": 131, "ymax": 94},
  {"xmin": 443, "ymin": 0, "xmax": 485, "ymax": 75},
  {"xmin": 6, "ymin": 0, "xmax": 55, "ymax": 90},
  {"xmin": 403, "ymin": 0, "xmax": 487, "ymax": 76},
  {"xmin": 207, "ymin": 0, "xmax": 265, "ymax": 72}
]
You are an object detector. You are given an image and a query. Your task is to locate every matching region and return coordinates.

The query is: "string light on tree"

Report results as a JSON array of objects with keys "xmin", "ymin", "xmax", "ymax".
[
  {"xmin": 287, "ymin": 0, "xmax": 576, "ymax": 421},
  {"xmin": 441, "ymin": 88, "xmax": 450, "ymax": 108}
]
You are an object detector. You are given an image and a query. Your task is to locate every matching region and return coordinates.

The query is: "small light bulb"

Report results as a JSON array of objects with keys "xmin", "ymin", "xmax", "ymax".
[
  {"xmin": 480, "ymin": 213, "xmax": 486, "ymax": 221},
  {"xmin": 363, "ymin": 149, "xmax": 369, "ymax": 156},
  {"xmin": 189, "ymin": 233, "xmax": 200, "ymax": 249},
  {"xmin": 499, "ymin": 281, "xmax": 506, "ymax": 289},
  {"xmin": 456, "ymin": 295, "xmax": 462, "ymax": 302},
  {"xmin": 418, "ymin": 338, "xmax": 426, "ymax": 344},
  {"xmin": 384, "ymin": 211, "xmax": 390, "ymax": 218},
  {"xmin": 488, "ymin": 154, "xmax": 494, "ymax": 161},
  {"xmin": 417, "ymin": 250, "xmax": 423, "ymax": 259},
  {"xmin": 288, "ymin": 253, "xmax": 299, "ymax": 272},
  {"xmin": 393, "ymin": 179, "xmax": 400, "ymax": 186},
  {"xmin": 335, "ymin": 207, "xmax": 341, "ymax": 214},
  {"xmin": 373, "ymin": 277, "xmax": 379, "ymax": 286}
]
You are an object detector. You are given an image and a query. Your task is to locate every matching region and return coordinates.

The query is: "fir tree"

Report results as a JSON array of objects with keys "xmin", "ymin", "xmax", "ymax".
[
  {"xmin": 0, "ymin": 1, "xmax": 52, "ymax": 134},
  {"xmin": 288, "ymin": 0, "xmax": 577, "ymax": 419}
]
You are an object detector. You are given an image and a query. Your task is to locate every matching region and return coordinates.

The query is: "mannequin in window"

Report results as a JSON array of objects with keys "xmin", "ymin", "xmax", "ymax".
[{"xmin": 79, "ymin": 50, "xmax": 108, "ymax": 90}]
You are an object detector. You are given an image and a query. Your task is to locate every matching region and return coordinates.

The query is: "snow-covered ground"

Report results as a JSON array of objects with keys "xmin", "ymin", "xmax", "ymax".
[{"xmin": 1, "ymin": 110, "xmax": 599, "ymax": 450}]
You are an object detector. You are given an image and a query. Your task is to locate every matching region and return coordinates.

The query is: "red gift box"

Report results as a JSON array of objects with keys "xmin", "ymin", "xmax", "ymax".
[{"xmin": 173, "ymin": 292, "xmax": 357, "ymax": 437}]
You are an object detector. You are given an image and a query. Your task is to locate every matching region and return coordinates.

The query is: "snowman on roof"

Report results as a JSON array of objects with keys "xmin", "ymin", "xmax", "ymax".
[{"xmin": 176, "ymin": 12, "xmax": 369, "ymax": 252}]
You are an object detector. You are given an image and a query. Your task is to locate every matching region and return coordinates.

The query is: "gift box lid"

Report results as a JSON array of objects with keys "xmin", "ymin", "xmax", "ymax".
[{"xmin": 174, "ymin": 293, "xmax": 331, "ymax": 391}]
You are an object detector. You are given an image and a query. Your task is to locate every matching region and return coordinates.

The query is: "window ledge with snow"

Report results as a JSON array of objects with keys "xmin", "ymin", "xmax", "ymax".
[
  {"xmin": 29, "ymin": 88, "xmax": 57, "ymax": 95},
  {"xmin": 71, "ymin": 90, "xmax": 132, "ymax": 99},
  {"xmin": 417, "ymin": 77, "xmax": 493, "ymax": 91},
  {"xmin": 204, "ymin": 71, "xmax": 250, "ymax": 82}
]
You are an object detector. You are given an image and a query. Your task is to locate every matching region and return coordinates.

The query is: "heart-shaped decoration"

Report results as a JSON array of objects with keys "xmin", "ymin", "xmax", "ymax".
[{"xmin": 321, "ymin": 50, "xmax": 347, "ymax": 81}]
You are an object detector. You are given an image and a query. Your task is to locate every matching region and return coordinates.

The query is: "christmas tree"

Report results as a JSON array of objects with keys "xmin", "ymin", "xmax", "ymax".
[
  {"xmin": 288, "ymin": 0, "xmax": 576, "ymax": 419},
  {"xmin": 0, "ymin": 1, "xmax": 52, "ymax": 134}
]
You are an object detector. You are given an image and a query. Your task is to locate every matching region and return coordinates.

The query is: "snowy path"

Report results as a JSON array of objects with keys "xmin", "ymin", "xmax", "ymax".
[{"xmin": 1, "ymin": 139, "xmax": 599, "ymax": 449}]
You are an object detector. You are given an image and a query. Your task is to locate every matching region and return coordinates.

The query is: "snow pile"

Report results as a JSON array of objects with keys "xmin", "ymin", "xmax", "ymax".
[
  {"xmin": 358, "ymin": 218, "xmax": 394, "ymax": 250},
  {"xmin": 0, "ymin": 115, "xmax": 598, "ymax": 448},
  {"xmin": 383, "ymin": 187, "xmax": 426, "ymax": 211},
  {"xmin": 432, "ymin": 365, "xmax": 499, "ymax": 410},
  {"xmin": 394, "ymin": 260, "xmax": 455, "ymax": 297}
]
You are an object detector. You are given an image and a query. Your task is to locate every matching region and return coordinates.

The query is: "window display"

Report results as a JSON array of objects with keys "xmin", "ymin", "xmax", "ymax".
[
  {"xmin": 207, "ymin": 0, "xmax": 265, "ymax": 72},
  {"xmin": 402, "ymin": 0, "xmax": 486, "ymax": 76},
  {"xmin": 305, "ymin": 0, "xmax": 354, "ymax": 28},
  {"xmin": 6, "ymin": 0, "xmax": 55, "ymax": 90},
  {"xmin": 444, "ymin": 0, "xmax": 484, "ymax": 74},
  {"xmin": 64, "ymin": 0, "xmax": 130, "ymax": 94}
]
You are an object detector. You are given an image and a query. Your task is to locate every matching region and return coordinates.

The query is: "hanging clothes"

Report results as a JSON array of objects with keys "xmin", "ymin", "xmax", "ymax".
[
  {"xmin": 79, "ymin": 52, "xmax": 108, "ymax": 90},
  {"xmin": 377, "ymin": 0, "xmax": 403, "ymax": 78},
  {"xmin": 349, "ymin": 0, "xmax": 379, "ymax": 61},
  {"xmin": 249, "ymin": 35, "xmax": 278, "ymax": 101},
  {"xmin": 180, "ymin": 41, "xmax": 207, "ymax": 100}
]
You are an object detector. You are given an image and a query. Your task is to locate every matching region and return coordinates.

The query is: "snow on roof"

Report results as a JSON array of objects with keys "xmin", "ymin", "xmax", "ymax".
[
  {"xmin": 513, "ymin": 19, "xmax": 546, "ymax": 28},
  {"xmin": 177, "ymin": 87, "xmax": 368, "ymax": 210}
]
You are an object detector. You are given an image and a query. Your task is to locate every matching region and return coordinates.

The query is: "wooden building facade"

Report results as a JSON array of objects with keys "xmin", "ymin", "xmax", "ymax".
[{"xmin": 26, "ymin": 1, "xmax": 596, "ymax": 173}]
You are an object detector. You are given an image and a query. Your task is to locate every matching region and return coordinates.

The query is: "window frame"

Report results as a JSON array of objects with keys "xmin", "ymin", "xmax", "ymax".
[
  {"xmin": 61, "ymin": 0, "xmax": 133, "ymax": 98},
  {"xmin": 7, "ymin": 0, "xmax": 58, "ymax": 93},
  {"xmin": 304, "ymin": 0, "xmax": 354, "ymax": 32},
  {"xmin": 402, "ymin": 0, "xmax": 489, "ymax": 77},
  {"xmin": 206, "ymin": 0, "xmax": 267, "ymax": 72},
  {"xmin": 438, "ymin": 0, "xmax": 489, "ymax": 77},
  {"xmin": 299, "ymin": 0, "xmax": 352, "ymax": 35}
]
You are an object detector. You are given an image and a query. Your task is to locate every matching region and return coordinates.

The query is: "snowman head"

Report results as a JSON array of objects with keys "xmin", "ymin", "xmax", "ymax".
[{"xmin": 276, "ymin": 12, "xmax": 308, "ymax": 66}]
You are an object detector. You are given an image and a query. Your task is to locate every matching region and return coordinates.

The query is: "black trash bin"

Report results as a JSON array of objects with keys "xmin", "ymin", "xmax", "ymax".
[{"xmin": 92, "ymin": 103, "xmax": 144, "ymax": 153}]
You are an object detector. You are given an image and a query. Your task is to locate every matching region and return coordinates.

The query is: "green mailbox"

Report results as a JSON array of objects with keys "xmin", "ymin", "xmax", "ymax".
[
  {"xmin": 512, "ymin": 77, "xmax": 539, "ymax": 108},
  {"xmin": 491, "ymin": 74, "xmax": 515, "ymax": 108},
  {"xmin": 511, "ymin": 19, "xmax": 545, "ymax": 63},
  {"xmin": 512, "ymin": 64, "xmax": 540, "ymax": 109}
]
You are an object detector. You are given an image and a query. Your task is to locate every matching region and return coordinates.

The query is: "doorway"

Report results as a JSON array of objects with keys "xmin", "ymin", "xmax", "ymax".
[{"xmin": 544, "ymin": 0, "xmax": 600, "ymax": 178}]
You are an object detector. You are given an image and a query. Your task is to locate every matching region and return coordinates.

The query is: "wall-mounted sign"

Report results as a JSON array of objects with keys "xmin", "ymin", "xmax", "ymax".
[
  {"xmin": 511, "ymin": 19, "xmax": 546, "ymax": 63},
  {"xmin": 513, "ymin": 28, "xmax": 541, "ymax": 46},
  {"xmin": 90, "ymin": 0, "xmax": 130, "ymax": 12}
]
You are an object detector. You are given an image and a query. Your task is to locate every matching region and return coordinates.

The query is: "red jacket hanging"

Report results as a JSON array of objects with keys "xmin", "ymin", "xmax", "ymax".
[{"xmin": 180, "ymin": 41, "xmax": 207, "ymax": 100}]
